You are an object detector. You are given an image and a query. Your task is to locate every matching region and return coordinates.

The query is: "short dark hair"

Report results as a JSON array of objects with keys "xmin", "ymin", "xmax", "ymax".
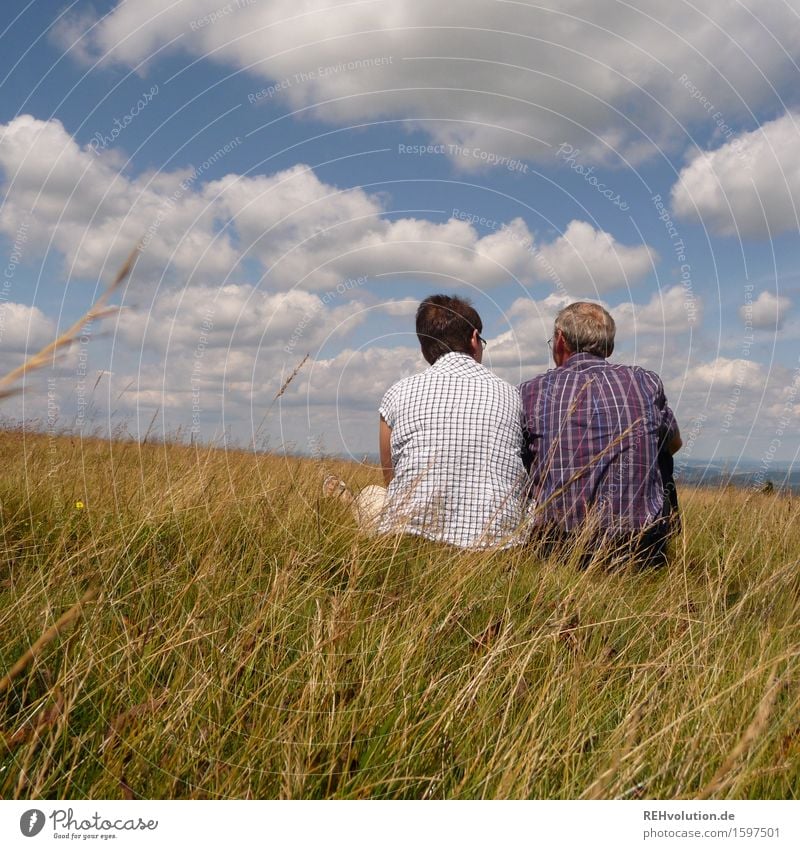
[{"xmin": 416, "ymin": 294, "xmax": 482, "ymax": 364}]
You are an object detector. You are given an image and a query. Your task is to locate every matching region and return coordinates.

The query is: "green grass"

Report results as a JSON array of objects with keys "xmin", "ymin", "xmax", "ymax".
[{"xmin": 0, "ymin": 429, "xmax": 798, "ymax": 799}]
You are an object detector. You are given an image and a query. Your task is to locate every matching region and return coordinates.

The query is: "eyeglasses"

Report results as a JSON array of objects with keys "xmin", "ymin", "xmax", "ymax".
[
  {"xmin": 478, "ymin": 334, "xmax": 487, "ymax": 349},
  {"xmin": 546, "ymin": 336, "xmax": 553, "ymax": 352}
]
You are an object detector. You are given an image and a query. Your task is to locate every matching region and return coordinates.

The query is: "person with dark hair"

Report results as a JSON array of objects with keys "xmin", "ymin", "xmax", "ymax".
[
  {"xmin": 324, "ymin": 294, "xmax": 529, "ymax": 548},
  {"xmin": 520, "ymin": 301, "xmax": 682, "ymax": 568},
  {"xmin": 414, "ymin": 293, "xmax": 484, "ymax": 365}
]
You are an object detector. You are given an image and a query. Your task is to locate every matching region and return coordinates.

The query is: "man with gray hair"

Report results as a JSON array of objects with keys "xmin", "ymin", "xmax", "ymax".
[{"xmin": 519, "ymin": 301, "xmax": 682, "ymax": 567}]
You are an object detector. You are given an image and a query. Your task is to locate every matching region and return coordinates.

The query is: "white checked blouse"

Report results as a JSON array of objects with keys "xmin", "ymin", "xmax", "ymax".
[{"xmin": 378, "ymin": 352, "xmax": 528, "ymax": 548}]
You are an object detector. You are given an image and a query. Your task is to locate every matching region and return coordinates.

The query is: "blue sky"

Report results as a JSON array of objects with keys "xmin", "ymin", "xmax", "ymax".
[{"xmin": 2, "ymin": 0, "xmax": 800, "ymax": 471}]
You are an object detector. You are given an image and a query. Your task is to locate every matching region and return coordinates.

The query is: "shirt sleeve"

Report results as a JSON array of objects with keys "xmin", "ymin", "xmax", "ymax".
[
  {"xmin": 378, "ymin": 382, "xmax": 399, "ymax": 428},
  {"xmin": 518, "ymin": 380, "xmax": 536, "ymax": 474},
  {"xmin": 647, "ymin": 370, "xmax": 678, "ymax": 443}
]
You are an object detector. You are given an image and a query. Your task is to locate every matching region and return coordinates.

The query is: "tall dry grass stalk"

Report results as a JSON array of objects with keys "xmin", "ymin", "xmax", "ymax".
[
  {"xmin": 0, "ymin": 586, "xmax": 99, "ymax": 696},
  {"xmin": 0, "ymin": 280, "xmax": 796, "ymax": 796},
  {"xmin": 696, "ymin": 671, "xmax": 782, "ymax": 799},
  {"xmin": 0, "ymin": 431, "xmax": 798, "ymax": 799},
  {"xmin": 273, "ymin": 353, "xmax": 309, "ymax": 402},
  {"xmin": 0, "ymin": 245, "xmax": 139, "ymax": 400}
]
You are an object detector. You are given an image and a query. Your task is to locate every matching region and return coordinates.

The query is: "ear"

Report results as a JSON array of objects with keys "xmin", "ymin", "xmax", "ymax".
[
  {"xmin": 553, "ymin": 330, "xmax": 571, "ymax": 365},
  {"xmin": 470, "ymin": 328, "xmax": 483, "ymax": 362}
]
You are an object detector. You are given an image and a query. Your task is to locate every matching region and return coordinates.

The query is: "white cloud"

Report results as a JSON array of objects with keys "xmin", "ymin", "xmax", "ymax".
[
  {"xmin": 671, "ymin": 110, "xmax": 800, "ymax": 238},
  {"xmin": 292, "ymin": 345, "xmax": 424, "ymax": 409},
  {"xmin": 0, "ymin": 115, "xmax": 240, "ymax": 282},
  {"xmin": 373, "ymin": 299, "xmax": 418, "ymax": 317},
  {"xmin": 117, "ymin": 284, "xmax": 367, "ymax": 355},
  {"xmin": 613, "ymin": 285, "xmax": 702, "ymax": 335},
  {"xmin": 0, "ymin": 302, "xmax": 57, "ymax": 353},
  {"xmin": 212, "ymin": 178, "xmax": 652, "ymax": 292},
  {"xmin": 0, "ymin": 116, "xmax": 654, "ymax": 295},
  {"xmin": 684, "ymin": 356, "xmax": 765, "ymax": 390},
  {"xmin": 89, "ymin": 341, "xmax": 425, "ymax": 458},
  {"xmin": 740, "ymin": 290, "xmax": 792, "ymax": 330},
  {"xmin": 486, "ymin": 286, "xmax": 699, "ymax": 382},
  {"xmin": 9, "ymin": 285, "xmax": 794, "ymax": 462},
  {"xmin": 537, "ymin": 220, "xmax": 656, "ymax": 295},
  {"xmin": 486, "ymin": 293, "xmax": 571, "ymax": 374},
  {"xmin": 54, "ymin": 1, "xmax": 800, "ymax": 166}
]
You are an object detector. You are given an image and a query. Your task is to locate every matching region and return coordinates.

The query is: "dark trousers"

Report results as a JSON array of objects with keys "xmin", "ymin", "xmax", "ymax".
[
  {"xmin": 531, "ymin": 520, "xmax": 671, "ymax": 570},
  {"xmin": 530, "ymin": 449, "xmax": 680, "ymax": 570}
]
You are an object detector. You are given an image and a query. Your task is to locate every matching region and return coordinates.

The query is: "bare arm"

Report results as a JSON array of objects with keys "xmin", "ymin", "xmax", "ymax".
[
  {"xmin": 666, "ymin": 426, "xmax": 682, "ymax": 455},
  {"xmin": 654, "ymin": 374, "xmax": 681, "ymax": 455},
  {"xmin": 379, "ymin": 415, "xmax": 394, "ymax": 485}
]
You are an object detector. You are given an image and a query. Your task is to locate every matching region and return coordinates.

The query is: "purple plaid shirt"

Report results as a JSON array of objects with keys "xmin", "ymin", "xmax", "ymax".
[{"xmin": 519, "ymin": 353, "xmax": 678, "ymax": 533}]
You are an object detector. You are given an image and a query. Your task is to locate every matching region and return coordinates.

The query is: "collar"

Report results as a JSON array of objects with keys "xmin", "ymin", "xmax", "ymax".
[
  {"xmin": 431, "ymin": 351, "xmax": 479, "ymax": 369},
  {"xmin": 563, "ymin": 352, "xmax": 606, "ymax": 368}
]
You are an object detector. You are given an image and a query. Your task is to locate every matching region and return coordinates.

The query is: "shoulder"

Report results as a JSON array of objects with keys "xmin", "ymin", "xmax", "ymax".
[
  {"xmin": 475, "ymin": 361, "xmax": 514, "ymax": 387},
  {"xmin": 606, "ymin": 362, "xmax": 666, "ymax": 398},
  {"xmin": 387, "ymin": 371, "xmax": 426, "ymax": 393},
  {"xmin": 629, "ymin": 364, "xmax": 665, "ymax": 390},
  {"xmin": 380, "ymin": 370, "xmax": 427, "ymax": 405},
  {"xmin": 519, "ymin": 367, "xmax": 559, "ymax": 395},
  {"xmin": 432, "ymin": 354, "xmax": 513, "ymax": 388},
  {"xmin": 470, "ymin": 362, "xmax": 522, "ymax": 402}
]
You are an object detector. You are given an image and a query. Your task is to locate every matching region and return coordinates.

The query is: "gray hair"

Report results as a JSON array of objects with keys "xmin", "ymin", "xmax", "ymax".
[{"xmin": 554, "ymin": 302, "xmax": 615, "ymax": 357}]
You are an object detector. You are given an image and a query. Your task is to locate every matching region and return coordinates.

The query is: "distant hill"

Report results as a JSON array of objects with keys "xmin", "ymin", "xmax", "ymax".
[
  {"xmin": 343, "ymin": 452, "xmax": 800, "ymax": 493},
  {"xmin": 675, "ymin": 459, "xmax": 799, "ymax": 493}
]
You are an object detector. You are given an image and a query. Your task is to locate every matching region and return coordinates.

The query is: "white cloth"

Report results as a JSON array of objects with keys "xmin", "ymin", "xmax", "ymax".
[
  {"xmin": 378, "ymin": 352, "xmax": 528, "ymax": 548},
  {"xmin": 353, "ymin": 485, "xmax": 388, "ymax": 535}
]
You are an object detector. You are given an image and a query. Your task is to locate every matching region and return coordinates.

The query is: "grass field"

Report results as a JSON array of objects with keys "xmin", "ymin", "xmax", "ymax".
[{"xmin": 0, "ymin": 428, "xmax": 798, "ymax": 799}]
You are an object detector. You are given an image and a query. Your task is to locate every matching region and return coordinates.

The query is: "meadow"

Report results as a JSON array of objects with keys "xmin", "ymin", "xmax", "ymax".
[{"xmin": 0, "ymin": 428, "xmax": 798, "ymax": 799}]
